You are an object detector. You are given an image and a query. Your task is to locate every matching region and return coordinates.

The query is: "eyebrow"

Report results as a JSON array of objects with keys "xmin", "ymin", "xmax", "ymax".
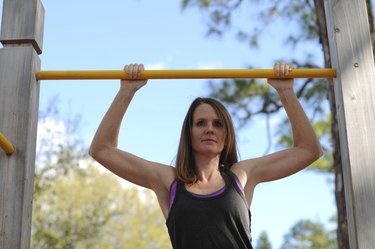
[{"xmin": 194, "ymin": 118, "xmax": 224, "ymax": 126}]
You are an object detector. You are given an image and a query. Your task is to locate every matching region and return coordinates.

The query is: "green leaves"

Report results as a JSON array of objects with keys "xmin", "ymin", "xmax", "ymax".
[
  {"xmin": 253, "ymin": 219, "xmax": 337, "ymax": 249},
  {"xmin": 32, "ymin": 101, "xmax": 171, "ymax": 249},
  {"xmin": 255, "ymin": 231, "xmax": 273, "ymax": 249},
  {"xmin": 181, "ymin": 0, "xmax": 321, "ymax": 48},
  {"xmin": 32, "ymin": 163, "xmax": 172, "ymax": 249},
  {"xmin": 280, "ymin": 219, "xmax": 337, "ymax": 249}
]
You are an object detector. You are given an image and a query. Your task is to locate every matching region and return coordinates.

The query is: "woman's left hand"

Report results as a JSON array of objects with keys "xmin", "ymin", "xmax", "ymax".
[{"xmin": 267, "ymin": 62, "xmax": 294, "ymax": 91}]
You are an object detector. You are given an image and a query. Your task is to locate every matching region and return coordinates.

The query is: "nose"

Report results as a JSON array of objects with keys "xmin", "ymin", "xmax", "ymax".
[{"xmin": 205, "ymin": 122, "xmax": 214, "ymax": 134}]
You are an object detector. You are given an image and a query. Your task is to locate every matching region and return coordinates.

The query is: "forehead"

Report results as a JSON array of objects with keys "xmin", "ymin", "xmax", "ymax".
[{"xmin": 193, "ymin": 103, "xmax": 219, "ymax": 119}]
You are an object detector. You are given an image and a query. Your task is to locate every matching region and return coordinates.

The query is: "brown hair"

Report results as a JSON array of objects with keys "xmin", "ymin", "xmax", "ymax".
[{"xmin": 175, "ymin": 97, "xmax": 239, "ymax": 184}]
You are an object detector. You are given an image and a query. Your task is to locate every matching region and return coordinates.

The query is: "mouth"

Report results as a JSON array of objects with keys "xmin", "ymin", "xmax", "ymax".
[{"xmin": 202, "ymin": 139, "xmax": 217, "ymax": 143}]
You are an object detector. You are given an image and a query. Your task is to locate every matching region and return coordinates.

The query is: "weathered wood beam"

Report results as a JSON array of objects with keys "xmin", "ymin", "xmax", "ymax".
[
  {"xmin": 0, "ymin": 45, "xmax": 41, "ymax": 249},
  {"xmin": 0, "ymin": 0, "xmax": 44, "ymax": 54},
  {"xmin": 324, "ymin": 0, "xmax": 375, "ymax": 248},
  {"xmin": 0, "ymin": 0, "xmax": 44, "ymax": 248}
]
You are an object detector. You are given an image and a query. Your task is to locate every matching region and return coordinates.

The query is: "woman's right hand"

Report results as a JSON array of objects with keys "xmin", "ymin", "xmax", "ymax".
[{"xmin": 121, "ymin": 64, "xmax": 148, "ymax": 93}]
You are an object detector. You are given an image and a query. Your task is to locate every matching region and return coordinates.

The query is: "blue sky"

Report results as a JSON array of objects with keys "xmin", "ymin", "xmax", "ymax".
[{"xmin": 1, "ymin": 0, "xmax": 340, "ymax": 247}]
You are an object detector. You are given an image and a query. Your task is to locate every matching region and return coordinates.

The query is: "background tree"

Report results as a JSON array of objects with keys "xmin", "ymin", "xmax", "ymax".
[
  {"xmin": 180, "ymin": 0, "xmax": 375, "ymax": 248},
  {"xmin": 280, "ymin": 219, "xmax": 337, "ymax": 249},
  {"xmin": 32, "ymin": 103, "xmax": 172, "ymax": 249},
  {"xmin": 32, "ymin": 164, "xmax": 171, "ymax": 249},
  {"xmin": 255, "ymin": 231, "xmax": 273, "ymax": 249}
]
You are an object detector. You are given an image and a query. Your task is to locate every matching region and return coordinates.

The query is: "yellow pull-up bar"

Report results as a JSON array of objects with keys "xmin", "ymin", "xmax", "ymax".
[
  {"xmin": 0, "ymin": 132, "xmax": 15, "ymax": 155},
  {"xmin": 36, "ymin": 68, "xmax": 336, "ymax": 80}
]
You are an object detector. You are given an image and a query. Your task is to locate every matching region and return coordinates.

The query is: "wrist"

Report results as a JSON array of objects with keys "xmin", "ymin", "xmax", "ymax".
[
  {"xmin": 276, "ymin": 87, "xmax": 296, "ymax": 101},
  {"xmin": 276, "ymin": 86, "xmax": 294, "ymax": 94},
  {"xmin": 118, "ymin": 86, "xmax": 136, "ymax": 101}
]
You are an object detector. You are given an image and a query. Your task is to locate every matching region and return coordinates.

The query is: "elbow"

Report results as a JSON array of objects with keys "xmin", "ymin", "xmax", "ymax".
[
  {"xmin": 89, "ymin": 143, "xmax": 106, "ymax": 161},
  {"xmin": 297, "ymin": 141, "xmax": 324, "ymax": 163},
  {"xmin": 312, "ymin": 147, "xmax": 324, "ymax": 161},
  {"xmin": 314, "ymin": 140, "xmax": 324, "ymax": 158},
  {"xmin": 307, "ymin": 143, "xmax": 324, "ymax": 162},
  {"xmin": 88, "ymin": 144, "xmax": 98, "ymax": 159},
  {"xmin": 88, "ymin": 146, "xmax": 95, "ymax": 158},
  {"xmin": 317, "ymin": 146, "xmax": 324, "ymax": 158},
  {"xmin": 89, "ymin": 137, "xmax": 117, "ymax": 162}
]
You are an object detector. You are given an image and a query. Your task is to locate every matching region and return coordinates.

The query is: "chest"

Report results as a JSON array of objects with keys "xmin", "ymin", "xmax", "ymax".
[
  {"xmin": 185, "ymin": 177, "xmax": 225, "ymax": 196},
  {"xmin": 170, "ymin": 183, "xmax": 249, "ymax": 226}
]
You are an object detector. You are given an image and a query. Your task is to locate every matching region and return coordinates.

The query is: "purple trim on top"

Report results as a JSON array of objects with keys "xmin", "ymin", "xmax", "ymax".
[
  {"xmin": 232, "ymin": 173, "xmax": 244, "ymax": 193},
  {"xmin": 168, "ymin": 171, "xmax": 245, "ymax": 211},
  {"xmin": 169, "ymin": 180, "xmax": 178, "ymax": 210},
  {"xmin": 189, "ymin": 186, "xmax": 226, "ymax": 198}
]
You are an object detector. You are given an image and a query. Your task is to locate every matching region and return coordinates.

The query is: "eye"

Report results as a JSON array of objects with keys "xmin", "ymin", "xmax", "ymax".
[
  {"xmin": 213, "ymin": 120, "xmax": 224, "ymax": 128},
  {"xmin": 196, "ymin": 120, "xmax": 205, "ymax": 127}
]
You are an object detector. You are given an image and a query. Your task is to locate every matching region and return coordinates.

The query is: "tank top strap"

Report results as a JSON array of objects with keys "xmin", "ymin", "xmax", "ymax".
[
  {"xmin": 168, "ymin": 179, "xmax": 179, "ymax": 210},
  {"xmin": 223, "ymin": 169, "xmax": 249, "ymax": 207}
]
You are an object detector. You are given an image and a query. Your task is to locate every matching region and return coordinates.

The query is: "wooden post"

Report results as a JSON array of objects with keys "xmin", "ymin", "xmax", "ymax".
[
  {"xmin": 324, "ymin": 0, "xmax": 375, "ymax": 248},
  {"xmin": 0, "ymin": 0, "xmax": 44, "ymax": 54},
  {"xmin": 0, "ymin": 0, "xmax": 44, "ymax": 248}
]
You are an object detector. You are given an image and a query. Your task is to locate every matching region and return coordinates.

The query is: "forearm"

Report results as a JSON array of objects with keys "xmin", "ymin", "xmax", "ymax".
[
  {"xmin": 89, "ymin": 88, "xmax": 135, "ymax": 155},
  {"xmin": 277, "ymin": 88, "xmax": 323, "ymax": 155}
]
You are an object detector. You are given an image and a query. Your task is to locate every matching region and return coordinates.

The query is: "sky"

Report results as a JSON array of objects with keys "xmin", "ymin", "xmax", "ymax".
[{"xmin": 0, "ymin": 0, "xmax": 341, "ymax": 247}]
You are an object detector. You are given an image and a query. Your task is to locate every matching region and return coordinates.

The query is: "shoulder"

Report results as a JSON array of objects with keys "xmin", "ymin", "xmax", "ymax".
[
  {"xmin": 229, "ymin": 161, "xmax": 253, "ymax": 190},
  {"xmin": 230, "ymin": 158, "xmax": 258, "ymax": 178},
  {"xmin": 229, "ymin": 158, "xmax": 263, "ymax": 188},
  {"xmin": 156, "ymin": 164, "xmax": 177, "ymax": 190},
  {"xmin": 229, "ymin": 160, "xmax": 259, "ymax": 206}
]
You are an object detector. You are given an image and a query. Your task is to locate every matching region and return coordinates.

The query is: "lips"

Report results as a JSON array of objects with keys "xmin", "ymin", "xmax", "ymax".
[{"xmin": 202, "ymin": 138, "xmax": 217, "ymax": 143}]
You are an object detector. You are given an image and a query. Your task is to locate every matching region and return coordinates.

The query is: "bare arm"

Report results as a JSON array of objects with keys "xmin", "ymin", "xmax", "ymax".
[
  {"xmin": 89, "ymin": 64, "xmax": 175, "ymax": 204},
  {"xmin": 235, "ymin": 63, "xmax": 323, "ymax": 195}
]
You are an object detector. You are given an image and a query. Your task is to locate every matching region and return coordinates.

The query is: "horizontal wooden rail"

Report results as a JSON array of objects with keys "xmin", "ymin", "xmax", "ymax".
[
  {"xmin": 0, "ymin": 132, "xmax": 15, "ymax": 155},
  {"xmin": 36, "ymin": 68, "xmax": 336, "ymax": 80}
]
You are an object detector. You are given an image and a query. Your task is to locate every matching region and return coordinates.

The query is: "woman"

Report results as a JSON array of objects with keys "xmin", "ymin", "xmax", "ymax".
[{"xmin": 89, "ymin": 62, "xmax": 323, "ymax": 249}]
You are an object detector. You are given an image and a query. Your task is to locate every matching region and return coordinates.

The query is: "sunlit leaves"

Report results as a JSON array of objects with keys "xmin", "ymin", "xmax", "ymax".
[
  {"xmin": 32, "ymin": 163, "xmax": 172, "ymax": 249},
  {"xmin": 255, "ymin": 231, "xmax": 273, "ymax": 249},
  {"xmin": 280, "ymin": 220, "xmax": 337, "ymax": 249},
  {"xmin": 32, "ymin": 101, "xmax": 171, "ymax": 249}
]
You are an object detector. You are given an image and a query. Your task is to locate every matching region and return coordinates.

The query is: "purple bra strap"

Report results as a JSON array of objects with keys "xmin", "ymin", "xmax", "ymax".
[
  {"xmin": 232, "ymin": 173, "xmax": 245, "ymax": 193},
  {"xmin": 169, "ymin": 180, "xmax": 178, "ymax": 210}
]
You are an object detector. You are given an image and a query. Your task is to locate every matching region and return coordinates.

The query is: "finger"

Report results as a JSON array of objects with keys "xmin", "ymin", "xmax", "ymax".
[
  {"xmin": 137, "ymin": 64, "xmax": 144, "ymax": 78},
  {"xmin": 280, "ymin": 63, "xmax": 287, "ymax": 76},
  {"xmin": 286, "ymin": 64, "xmax": 294, "ymax": 76},
  {"xmin": 274, "ymin": 62, "xmax": 281, "ymax": 76},
  {"xmin": 283, "ymin": 63, "xmax": 289, "ymax": 76},
  {"xmin": 129, "ymin": 64, "xmax": 136, "ymax": 78}
]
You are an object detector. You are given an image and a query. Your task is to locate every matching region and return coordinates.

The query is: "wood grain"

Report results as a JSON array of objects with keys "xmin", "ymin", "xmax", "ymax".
[{"xmin": 325, "ymin": 0, "xmax": 375, "ymax": 248}]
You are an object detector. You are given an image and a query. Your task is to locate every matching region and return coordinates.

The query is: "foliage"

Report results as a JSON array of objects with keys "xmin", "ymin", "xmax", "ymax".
[
  {"xmin": 32, "ymin": 163, "xmax": 171, "ymax": 249},
  {"xmin": 32, "ymin": 101, "xmax": 171, "ymax": 249},
  {"xmin": 280, "ymin": 219, "xmax": 337, "ymax": 249},
  {"xmin": 181, "ymin": 0, "xmax": 319, "ymax": 48},
  {"xmin": 255, "ymin": 231, "xmax": 273, "ymax": 249}
]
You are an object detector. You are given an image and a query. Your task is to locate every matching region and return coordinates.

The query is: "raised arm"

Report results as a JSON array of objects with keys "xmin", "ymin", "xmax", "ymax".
[
  {"xmin": 89, "ymin": 64, "xmax": 175, "ymax": 215},
  {"xmin": 236, "ymin": 62, "xmax": 323, "ymax": 194}
]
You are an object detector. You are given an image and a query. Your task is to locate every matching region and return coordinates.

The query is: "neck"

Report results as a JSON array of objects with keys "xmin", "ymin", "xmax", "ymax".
[{"xmin": 194, "ymin": 156, "xmax": 221, "ymax": 182}]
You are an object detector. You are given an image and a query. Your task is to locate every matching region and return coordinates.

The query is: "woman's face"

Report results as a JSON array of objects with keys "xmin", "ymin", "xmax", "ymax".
[{"xmin": 191, "ymin": 103, "xmax": 226, "ymax": 157}]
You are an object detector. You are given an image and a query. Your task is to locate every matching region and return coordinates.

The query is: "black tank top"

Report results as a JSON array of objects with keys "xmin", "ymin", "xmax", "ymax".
[{"xmin": 166, "ymin": 170, "xmax": 253, "ymax": 249}]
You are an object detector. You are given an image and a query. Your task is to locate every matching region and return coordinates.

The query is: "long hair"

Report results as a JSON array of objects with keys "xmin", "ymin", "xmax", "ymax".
[{"xmin": 175, "ymin": 97, "xmax": 239, "ymax": 184}]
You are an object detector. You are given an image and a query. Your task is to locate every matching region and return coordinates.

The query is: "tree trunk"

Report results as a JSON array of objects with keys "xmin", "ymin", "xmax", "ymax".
[{"xmin": 313, "ymin": 1, "xmax": 349, "ymax": 248}]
